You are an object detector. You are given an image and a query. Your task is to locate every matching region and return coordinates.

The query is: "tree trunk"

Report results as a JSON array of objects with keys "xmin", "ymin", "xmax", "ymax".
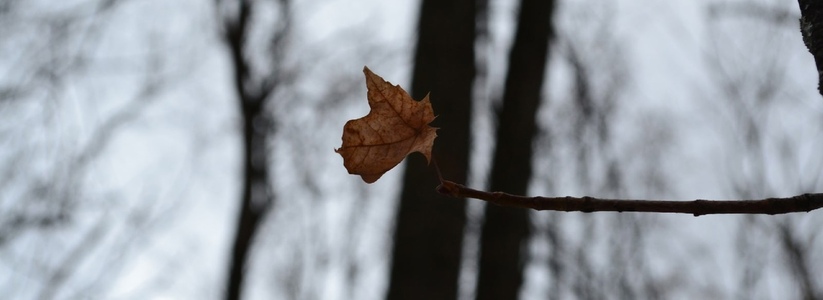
[
  {"xmin": 217, "ymin": 1, "xmax": 279, "ymax": 299},
  {"xmin": 385, "ymin": 0, "xmax": 477, "ymax": 299},
  {"xmin": 476, "ymin": 0, "xmax": 554, "ymax": 299},
  {"xmin": 798, "ymin": 0, "xmax": 823, "ymax": 98}
]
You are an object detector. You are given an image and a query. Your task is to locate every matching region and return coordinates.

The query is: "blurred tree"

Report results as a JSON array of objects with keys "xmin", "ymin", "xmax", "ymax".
[
  {"xmin": 475, "ymin": 0, "xmax": 554, "ymax": 299},
  {"xmin": 0, "ymin": 1, "xmax": 193, "ymax": 298},
  {"xmin": 386, "ymin": 0, "xmax": 477, "ymax": 299},
  {"xmin": 214, "ymin": 0, "xmax": 290, "ymax": 299},
  {"xmin": 705, "ymin": 3, "xmax": 823, "ymax": 296},
  {"xmin": 615, "ymin": 2, "xmax": 823, "ymax": 298},
  {"xmin": 529, "ymin": 2, "xmax": 675, "ymax": 298}
]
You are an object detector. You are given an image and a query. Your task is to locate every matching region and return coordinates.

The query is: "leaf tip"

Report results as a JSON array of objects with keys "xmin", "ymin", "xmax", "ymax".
[{"xmin": 361, "ymin": 174, "xmax": 381, "ymax": 184}]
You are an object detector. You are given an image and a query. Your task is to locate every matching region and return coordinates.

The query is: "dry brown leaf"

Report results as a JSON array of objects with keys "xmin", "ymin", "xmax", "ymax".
[{"xmin": 335, "ymin": 66, "xmax": 438, "ymax": 183}]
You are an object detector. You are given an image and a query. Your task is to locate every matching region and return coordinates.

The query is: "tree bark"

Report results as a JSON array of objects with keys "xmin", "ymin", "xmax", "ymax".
[
  {"xmin": 475, "ymin": 0, "xmax": 554, "ymax": 299},
  {"xmin": 799, "ymin": 0, "xmax": 823, "ymax": 97},
  {"xmin": 386, "ymin": 0, "xmax": 477, "ymax": 299}
]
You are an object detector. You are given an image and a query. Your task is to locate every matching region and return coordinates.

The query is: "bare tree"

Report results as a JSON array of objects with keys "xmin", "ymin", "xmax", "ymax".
[
  {"xmin": 686, "ymin": 2, "xmax": 823, "ymax": 298},
  {"xmin": 214, "ymin": 0, "xmax": 290, "ymax": 299},
  {"xmin": 0, "ymin": 0, "xmax": 208, "ymax": 299},
  {"xmin": 475, "ymin": 0, "xmax": 555, "ymax": 299},
  {"xmin": 386, "ymin": 0, "xmax": 477, "ymax": 299}
]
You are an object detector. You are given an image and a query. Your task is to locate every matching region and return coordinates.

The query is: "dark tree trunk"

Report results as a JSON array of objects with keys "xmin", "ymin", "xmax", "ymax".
[
  {"xmin": 476, "ymin": 0, "xmax": 554, "ymax": 299},
  {"xmin": 385, "ymin": 0, "xmax": 477, "ymax": 299},
  {"xmin": 226, "ymin": 111, "xmax": 272, "ymax": 300},
  {"xmin": 216, "ymin": 1, "xmax": 279, "ymax": 299},
  {"xmin": 799, "ymin": 0, "xmax": 823, "ymax": 97}
]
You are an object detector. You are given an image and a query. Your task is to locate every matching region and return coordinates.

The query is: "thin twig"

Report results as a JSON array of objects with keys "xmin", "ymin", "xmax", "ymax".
[
  {"xmin": 432, "ymin": 157, "xmax": 444, "ymax": 183},
  {"xmin": 436, "ymin": 180, "xmax": 823, "ymax": 216}
]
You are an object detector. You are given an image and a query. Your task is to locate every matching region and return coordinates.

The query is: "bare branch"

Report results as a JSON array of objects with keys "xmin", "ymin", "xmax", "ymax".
[
  {"xmin": 437, "ymin": 180, "xmax": 823, "ymax": 216},
  {"xmin": 37, "ymin": 215, "xmax": 109, "ymax": 300}
]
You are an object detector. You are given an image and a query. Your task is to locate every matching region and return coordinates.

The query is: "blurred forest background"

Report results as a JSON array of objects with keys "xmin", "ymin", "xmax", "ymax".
[{"xmin": 2, "ymin": 0, "xmax": 822, "ymax": 299}]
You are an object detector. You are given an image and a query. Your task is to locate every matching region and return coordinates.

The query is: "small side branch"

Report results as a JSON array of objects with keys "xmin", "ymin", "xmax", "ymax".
[{"xmin": 437, "ymin": 180, "xmax": 823, "ymax": 216}]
